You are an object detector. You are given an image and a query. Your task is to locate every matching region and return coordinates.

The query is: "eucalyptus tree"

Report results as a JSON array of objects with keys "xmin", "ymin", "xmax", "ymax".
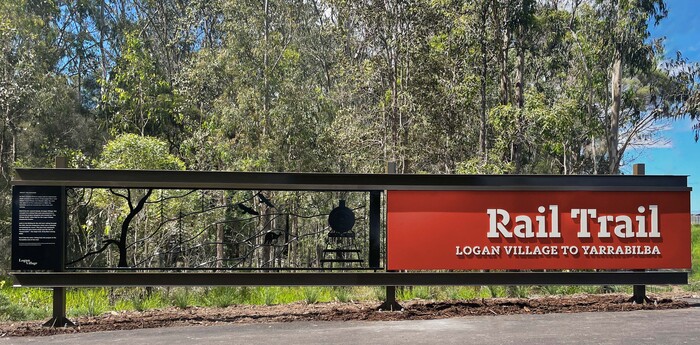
[
  {"xmin": 594, "ymin": 0, "xmax": 667, "ymax": 174},
  {"xmin": 0, "ymin": 0, "xmax": 62, "ymax": 178}
]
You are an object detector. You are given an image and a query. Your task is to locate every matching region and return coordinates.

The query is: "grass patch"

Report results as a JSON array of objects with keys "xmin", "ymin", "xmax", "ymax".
[
  {"xmin": 333, "ymin": 286, "xmax": 351, "ymax": 302},
  {"xmin": 302, "ymin": 287, "xmax": 321, "ymax": 304},
  {"xmin": 68, "ymin": 289, "xmax": 110, "ymax": 317},
  {"xmin": 0, "ymin": 283, "xmax": 51, "ymax": 321},
  {"xmin": 373, "ymin": 286, "xmax": 386, "ymax": 301},
  {"xmin": 397, "ymin": 286, "xmax": 437, "ymax": 301},
  {"xmin": 685, "ymin": 281, "xmax": 700, "ymax": 291},
  {"xmin": 1, "ymin": 291, "xmax": 49, "ymax": 321},
  {"xmin": 444, "ymin": 286, "xmax": 480, "ymax": 300},
  {"xmin": 203, "ymin": 287, "xmax": 238, "ymax": 308},
  {"xmin": 103, "ymin": 287, "xmax": 167, "ymax": 312},
  {"xmin": 170, "ymin": 288, "xmax": 191, "ymax": 309},
  {"xmin": 482, "ymin": 286, "xmax": 506, "ymax": 298},
  {"xmin": 256, "ymin": 287, "xmax": 279, "ymax": 306},
  {"xmin": 509, "ymin": 285, "xmax": 531, "ymax": 298},
  {"xmin": 691, "ymin": 225, "xmax": 700, "ymax": 281}
]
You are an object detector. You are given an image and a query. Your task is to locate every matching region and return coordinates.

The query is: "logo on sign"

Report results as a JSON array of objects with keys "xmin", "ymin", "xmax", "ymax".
[{"xmin": 18, "ymin": 258, "xmax": 38, "ymax": 266}]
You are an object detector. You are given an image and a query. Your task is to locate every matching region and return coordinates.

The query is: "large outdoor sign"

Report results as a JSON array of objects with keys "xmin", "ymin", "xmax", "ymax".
[
  {"xmin": 387, "ymin": 190, "xmax": 691, "ymax": 270},
  {"xmin": 11, "ymin": 186, "xmax": 65, "ymax": 271}
]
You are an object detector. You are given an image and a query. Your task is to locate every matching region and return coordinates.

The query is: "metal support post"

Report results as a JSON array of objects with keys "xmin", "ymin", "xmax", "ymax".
[
  {"xmin": 43, "ymin": 157, "xmax": 74, "ymax": 327},
  {"xmin": 378, "ymin": 285, "xmax": 402, "ymax": 311},
  {"xmin": 630, "ymin": 163, "xmax": 652, "ymax": 304},
  {"xmin": 378, "ymin": 162, "xmax": 402, "ymax": 311},
  {"xmin": 369, "ymin": 191, "xmax": 380, "ymax": 268}
]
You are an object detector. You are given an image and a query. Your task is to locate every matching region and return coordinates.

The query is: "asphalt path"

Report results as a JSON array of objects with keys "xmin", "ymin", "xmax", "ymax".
[{"xmin": 2, "ymin": 307, "xmax": 700, "ymax": 345}]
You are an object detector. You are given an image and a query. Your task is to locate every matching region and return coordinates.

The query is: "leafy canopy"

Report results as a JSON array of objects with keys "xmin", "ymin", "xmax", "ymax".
[{"xmin": 97, "ymin": 134, "xmax": 184, "ymax": 170}]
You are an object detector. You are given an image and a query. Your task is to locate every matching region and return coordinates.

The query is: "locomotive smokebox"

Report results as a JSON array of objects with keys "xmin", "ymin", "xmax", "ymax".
[{"xmin": 328, "ymin": 200, "xmax": 355, "ymax": 233}]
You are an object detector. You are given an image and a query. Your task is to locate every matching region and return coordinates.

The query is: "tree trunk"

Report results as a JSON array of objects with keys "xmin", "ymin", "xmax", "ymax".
[
  {"xmin": 497, "ymin": 1, "xmax": 510, "ymax": 106},
  {"xmin": 262, "ymin": 0, "xmax": 270, "ymax": 137},
  {"xmin": 261, "ymin": 203, "xmax": 272, "ymax": 269},
  {"xmin": 117, "ymin": 189, "xmax": 153, "ymax": 267},
  {"xmin": 1, "ymin": 109, "xmax": 8, "ymax": 180},
  {"xmin": 479, "ymin": 2, "xmax": 490, "ymax": 161},
  {"xmin": 216, "ymin": 193, "xmax": 226, "ymax": 268},
  {"xmin": 513, "ymin": 22, "xmax": 526, "ymax": 174},
  {"xmin": 98, "ymin": 0, "xmax": 109, "ymax": 112},
  {"xmin": 216, "ymin": 222, "xmax": 224, "ymax": 269},
  {"xmin": 609, "ymin": 55, "xmax": 622, "ymax": 174}
]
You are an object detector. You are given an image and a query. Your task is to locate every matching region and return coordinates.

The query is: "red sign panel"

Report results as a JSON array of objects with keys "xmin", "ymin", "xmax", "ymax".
[{"xmin": 387, "ymin": 191, "xmax": 691, "ymax": 270}]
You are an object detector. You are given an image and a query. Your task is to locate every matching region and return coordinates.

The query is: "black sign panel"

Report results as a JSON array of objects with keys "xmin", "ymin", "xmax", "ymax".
[{"xmin": 11, "ymin": 186, "xmax": 64, "ymax": 271}]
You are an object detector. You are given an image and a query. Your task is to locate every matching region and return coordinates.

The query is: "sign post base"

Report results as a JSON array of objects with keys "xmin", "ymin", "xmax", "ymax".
[
  {"xmin": 42, "ymin": 317, "xmax": 75, "ymax": 328},
  {"xmin": 44, "ymin": 284, "xmax": 73, "ymax": 328},
  {"xmin": 628, "ymin": 284, "xmax": 652, "ymax": 304},
  {"xmin": 378, "ymin": 286, "xmax": 403, "ymax": 311}
]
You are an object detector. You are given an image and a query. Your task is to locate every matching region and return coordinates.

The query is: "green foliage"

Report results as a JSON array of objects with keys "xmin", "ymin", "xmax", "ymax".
[
  {"xmin": 106, "ymin": 31, "xmax": 177, "ymax": 137},
  {"xmin": 482, "ymin": 286, "xmax": 506, "ymax": 298},
  {"xmin": 397, "ymin": 286, "xmax": 437, "ymax": 301},
  {"xmin": 68, "ymin": 289, "xmax": 110, "ymax": 317},
  {"xmin": 114, "ymin": 299, "xmax": 133, "ymax": 312},
  {"xmin": 414, "ymin": 286, "xmax": 435, "ymax": 300},
  {"xmin": 203, "ymin": 287, "xmax": 238, "ymax": 308},
  {"xmin": 257, "ymin": 287, "xmax": 278, "ymax": 306},
  {"xmin": 691, "ymin": 225, "xmax": 700, "ymax": 281},
  {"xmin": 456, "ymin": 157, "xmax": 514, "ymax": 175},
  {"xmin": 131, "ymin": 295, "xmax": 145, "ymax": 312},
  {"xmin": 302, "ymin": 287, "xmax": 321, "ymax": 304},
  {"xmin": 444, "ymin": 287, "xmax": 481, "ymax": 300},
  {"xmin": 0, "ymin": 286, "xmax": 51, "ymax": 321},
  {"xmin": 508, "ymin": 286, "xmax": 531, "ymax": 298},
  {"xmin": 373, "ymin": 287, "xmax": 386, "ymax": 302},
  {"xmin": 0, "ymin": 292, "xmax": 48, "ymax": 321},
  {"xmin": 131, "ymin": 293, "xmax": 166, "ymax": 312},
  {"xmin": 171, "ymin": 288, "xmax": 191, "ymax": 309},
  {"xmin": 333, "ymin": 287, "xmax": 351, "ymax": 303},
  {"xmin": 98, "ymin": 134, "xmax": 185, "ymax": 170}
]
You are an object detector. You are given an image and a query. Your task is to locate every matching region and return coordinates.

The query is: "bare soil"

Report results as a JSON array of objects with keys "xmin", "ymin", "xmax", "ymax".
[{"xmin": 0, "ymin": 293, "xmax": 693, "ymax": 338}]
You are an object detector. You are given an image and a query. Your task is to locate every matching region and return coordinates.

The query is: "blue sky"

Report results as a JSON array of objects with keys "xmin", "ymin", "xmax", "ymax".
[{"xmin": 625, "ymin": 0, "xmax": 699, "ymax": 213}]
